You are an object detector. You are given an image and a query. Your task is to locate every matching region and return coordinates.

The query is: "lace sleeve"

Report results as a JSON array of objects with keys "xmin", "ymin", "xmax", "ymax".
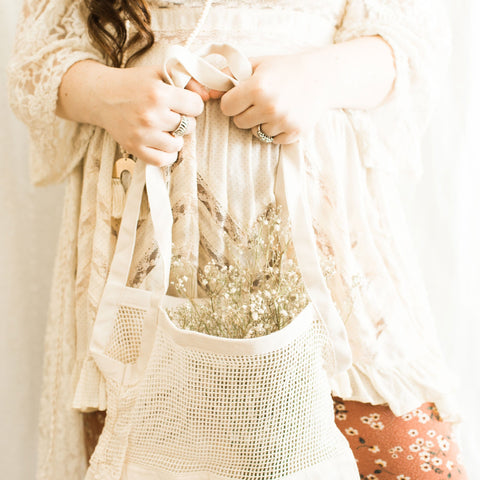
[
  {"xmin": 7, "ymin": 0, "xmax": 106, "ymax": 186},
  {"xmin": 334, "ymin": 0, "xmax": 452, "ymax": 180}
]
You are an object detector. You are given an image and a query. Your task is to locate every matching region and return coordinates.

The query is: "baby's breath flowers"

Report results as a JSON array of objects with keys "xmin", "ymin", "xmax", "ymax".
[{"xmin": 167, "ymin": 206, "xmax": 309, "ymax": 339}]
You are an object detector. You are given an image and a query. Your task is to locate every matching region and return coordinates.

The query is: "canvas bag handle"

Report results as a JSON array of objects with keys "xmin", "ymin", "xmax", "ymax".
[{"xmin": 91, "ymin": 44, "xmax": 352, "ymax": 379}]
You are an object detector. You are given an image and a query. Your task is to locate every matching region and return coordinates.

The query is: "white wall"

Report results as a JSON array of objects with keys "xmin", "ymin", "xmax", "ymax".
[
  {"xmin": 0, "ymin": 2, "xmax": 64, "ymax": 478},
  {"xmin": 0, "ymin": 1, "xmax": 478, "ymax": 478},
  {"xmin": 401, "ymin": 1, "xmax": 480, "ymax": 475}
]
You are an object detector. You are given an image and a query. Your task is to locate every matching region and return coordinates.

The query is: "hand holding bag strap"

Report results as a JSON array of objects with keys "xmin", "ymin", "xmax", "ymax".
[{"xmin": 151, "ymin": 44, "xmax": 353, "ymax": 374}]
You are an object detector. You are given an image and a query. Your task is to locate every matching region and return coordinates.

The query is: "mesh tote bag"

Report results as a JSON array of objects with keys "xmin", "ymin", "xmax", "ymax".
[{"xmin": 85, "ymin": 44, "xmax": 359, "ymax": 480}]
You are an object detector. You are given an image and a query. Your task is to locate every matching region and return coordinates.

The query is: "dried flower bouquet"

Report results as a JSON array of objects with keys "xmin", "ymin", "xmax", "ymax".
[{"xmin": 167, "ymin": 205, "xmax": 309, "ymax": 339}]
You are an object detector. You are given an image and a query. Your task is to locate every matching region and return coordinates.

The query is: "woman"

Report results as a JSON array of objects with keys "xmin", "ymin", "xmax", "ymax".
[{"xmin": 8, "ymin": 0, "xmax": 467, "ymax": 479}]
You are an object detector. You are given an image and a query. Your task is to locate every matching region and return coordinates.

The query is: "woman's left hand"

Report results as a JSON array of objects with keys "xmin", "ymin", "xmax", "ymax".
[
  {"xmin": 185, "ymin": 39, "xmax": 395, "ymax": 143},
  {"xmin": 218, "ymin": 53, "xmax": 332, "ymax": 144}
]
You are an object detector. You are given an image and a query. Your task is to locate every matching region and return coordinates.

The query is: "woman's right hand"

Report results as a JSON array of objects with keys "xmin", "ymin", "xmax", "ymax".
[{"xmin": 56, "ymin": 60, "xmax": 205, "ymax": 167}]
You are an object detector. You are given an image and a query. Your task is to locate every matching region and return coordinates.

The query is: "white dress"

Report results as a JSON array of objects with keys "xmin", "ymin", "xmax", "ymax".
[{"xmin": 7, "ymin": 0, "xmax": 459, "ymax": 479}]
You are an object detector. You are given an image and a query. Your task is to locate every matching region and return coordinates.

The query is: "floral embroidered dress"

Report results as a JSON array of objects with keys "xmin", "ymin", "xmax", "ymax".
[{"xmin": 7, "ymin": 0, "xmax": 458, "ymax": 479}]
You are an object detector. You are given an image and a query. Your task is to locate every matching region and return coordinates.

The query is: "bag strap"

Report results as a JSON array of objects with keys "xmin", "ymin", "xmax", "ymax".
[
  {"xmin": 275, "ymin": 143, "xmax": 352, "ymax": 373},
  {"xmin": 96, "ymin": 43, "xmax": 352, "ymax": 375},
  {"xmin": 107, "ymin": 160, "xmax": 146, "ymax": 286}
]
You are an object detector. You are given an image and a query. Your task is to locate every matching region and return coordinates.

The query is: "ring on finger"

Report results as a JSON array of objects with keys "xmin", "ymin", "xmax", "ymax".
[
  {"xmin": 257, "ymin": 124, "xmax": 275, "ymax": 144},
  {"xmin": 172, "ymin": 115, "xmax": 189, "ymax": 137}
]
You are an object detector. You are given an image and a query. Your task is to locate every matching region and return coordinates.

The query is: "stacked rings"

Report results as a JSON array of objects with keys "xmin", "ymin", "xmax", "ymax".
[
  {"xmin": 257, "ymin": 124, "xmax": 274, "ymax": 143},
  {"xmin": 172, "ymin": 115, "xmax": 189, "ymax": 137}
]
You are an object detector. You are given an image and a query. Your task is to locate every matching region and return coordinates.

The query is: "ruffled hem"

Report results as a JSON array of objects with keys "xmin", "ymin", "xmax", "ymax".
[
  {"xmin": 330, "ymin": 357, "xmax": 462, "ymax": 424},
  {"xmin": 73, "ymin": 348, "xmax": 462, "ymax": 427}
]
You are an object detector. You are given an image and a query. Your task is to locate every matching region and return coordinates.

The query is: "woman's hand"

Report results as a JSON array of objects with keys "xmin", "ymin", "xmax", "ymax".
[
  {"xmin": 219, "ymin": 53, "xmax": 330, "ymax": 144},
  {"xmin": 185, "ymin": 37, "xmax": 395, "ymax": 144},
  {"xmin": 56, "ymin": 60, "xmax": 205, "ymax": 167}
]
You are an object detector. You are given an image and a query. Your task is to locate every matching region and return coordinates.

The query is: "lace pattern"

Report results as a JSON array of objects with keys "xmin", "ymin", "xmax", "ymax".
[{"xmin": 7, "ymin": 0, "xmax": 105, "ymax": 186}]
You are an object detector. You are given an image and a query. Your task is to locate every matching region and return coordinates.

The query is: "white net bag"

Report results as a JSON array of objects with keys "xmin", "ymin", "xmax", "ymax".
[{"xmin": 86, "ymin": 45, "xmax": 359, "ymax": 480}]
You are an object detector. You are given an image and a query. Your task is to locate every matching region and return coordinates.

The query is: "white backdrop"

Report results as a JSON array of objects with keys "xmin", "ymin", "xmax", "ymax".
[{"xmin": 1, "ymin": 1, "xmax": 478, "ymax": 478}]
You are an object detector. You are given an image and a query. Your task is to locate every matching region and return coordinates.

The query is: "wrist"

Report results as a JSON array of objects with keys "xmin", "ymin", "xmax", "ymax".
[{"xmin": 56, "ymin": 59, "xmax": 115, "ymax": 128}]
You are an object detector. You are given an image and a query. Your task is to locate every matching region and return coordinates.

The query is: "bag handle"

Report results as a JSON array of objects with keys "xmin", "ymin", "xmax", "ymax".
[
  {"xmin": 92, "ymin": 44, "xmax": 352, "ymax": 377},
  {"xmin": 275, "ymin": 143, "xmax": 352, "ymax": 373}
]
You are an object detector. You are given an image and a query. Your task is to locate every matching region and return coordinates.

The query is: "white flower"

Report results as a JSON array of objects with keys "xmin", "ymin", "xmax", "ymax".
[
  {"xmin": 439, "ymin": 439, "xmax": 450, "ymax": 452},
  {"xmin": 432, "ymin": 457, "xmax": 442, "ymax": 466},
  {"xmin": 418, "ymin": 413, "xmax": 430, "ymax": 424},
  {"xmin": 345, "ymin": 427, "xmax": 358, "ymax": 436},
  {"xmin": 419, "ymin": 452, "xmax": 430, "ymax": 462},
  {"xmin": 420, "ymin": 463, "xmax": 431, "ymax": 472},
  {"xmin": 408, "ymin": 429, "xmax": 418, "ymax": 437},
  {"xmin": 426, "ymin": 430, "xmax": 436, "ymax": 437}
]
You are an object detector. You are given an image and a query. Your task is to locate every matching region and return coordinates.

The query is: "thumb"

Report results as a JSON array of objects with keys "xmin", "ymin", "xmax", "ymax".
[{"xmin": 185, "ymin": 78, "xmax": 211, "ymax": 102}]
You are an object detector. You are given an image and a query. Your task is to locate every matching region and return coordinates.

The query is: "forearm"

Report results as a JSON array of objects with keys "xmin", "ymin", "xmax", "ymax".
[
  {"xmin": 306, "ymin": 35, "xmax": 396, "ymax": 111},
  {"xmin": 55, "ymin": 59, "xmax": 113, "ymax": 126}
]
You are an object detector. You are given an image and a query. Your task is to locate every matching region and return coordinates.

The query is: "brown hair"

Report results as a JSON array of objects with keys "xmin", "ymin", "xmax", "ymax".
[{"xmin": 84, "ymin": 0, "xmax": 155, "ymax": 68}]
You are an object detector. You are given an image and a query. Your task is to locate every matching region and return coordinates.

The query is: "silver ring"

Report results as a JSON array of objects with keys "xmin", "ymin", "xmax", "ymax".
[
  {"xmin": 257, "ymin": 124, "xmax": 274, "ymax": 144},
  {"xmin": 172, "ymin": 115, "xmax": 189, "ymax": 137}
]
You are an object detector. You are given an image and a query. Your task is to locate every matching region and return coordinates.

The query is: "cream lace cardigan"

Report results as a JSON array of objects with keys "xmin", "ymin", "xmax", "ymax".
[{"xmin": 8, "ymin": 0, "xmax": 458, "ymax": 479}]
